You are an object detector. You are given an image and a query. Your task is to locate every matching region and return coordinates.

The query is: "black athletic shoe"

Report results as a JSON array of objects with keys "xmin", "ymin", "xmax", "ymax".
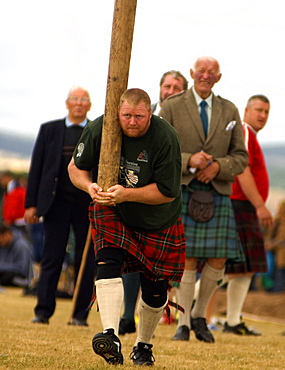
[
  {"xmin": 92, "ymin": 328, "xmax": 123, "ymax": 365},
  {"xmin": 130, "ymin": 342, "xmax": 155, "ymax": 366},
  {"xmin": 119, "ymin": 318, "xmax": 136, "ymax": 335},
  {"xmin": 223, "ymin": 322, "xmax": 261, "ymax": 336}
]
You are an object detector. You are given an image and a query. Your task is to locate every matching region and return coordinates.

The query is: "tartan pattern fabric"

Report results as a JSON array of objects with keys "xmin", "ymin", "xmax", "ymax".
[
  {"xmin": 181, "ymin": 184, "xmax": 245, "ymax": 262},
  {"xmin": 89, "ymin": 203, "xmax": 186, "ymax": 282},
  {"xmin": 225, "ymin": 201, "xmax": 267, "ymax": 273}
]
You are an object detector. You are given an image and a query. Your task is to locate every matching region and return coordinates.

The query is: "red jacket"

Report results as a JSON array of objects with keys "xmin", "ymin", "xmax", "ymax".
[{"xmin": 2, "ymin": 186, "xmax": 26, "ymax": 224}]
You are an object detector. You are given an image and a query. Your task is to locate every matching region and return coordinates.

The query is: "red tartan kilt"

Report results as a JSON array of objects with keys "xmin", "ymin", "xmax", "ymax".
[
  {"xmin": 226, "ymin": 205, "xmax": 267, "ymax": 273},
  {"xmin": 89, "ymin": 203, "xmax": 186, "ymax": 282}
]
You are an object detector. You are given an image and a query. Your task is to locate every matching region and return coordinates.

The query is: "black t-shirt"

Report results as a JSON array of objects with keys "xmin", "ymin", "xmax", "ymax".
[{"xmin": 73, "ymin": 115, "xmax": 182, "ymax": 231}]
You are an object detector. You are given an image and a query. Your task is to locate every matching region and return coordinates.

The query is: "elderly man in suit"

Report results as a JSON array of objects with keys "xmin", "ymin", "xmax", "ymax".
[
  {"xmin": 159, "ymin": 56, "xmax": 248, "ymax": 343},
  {"xmin": 24, "ymin": 86, "xmax": 95, "ymax": 326}
]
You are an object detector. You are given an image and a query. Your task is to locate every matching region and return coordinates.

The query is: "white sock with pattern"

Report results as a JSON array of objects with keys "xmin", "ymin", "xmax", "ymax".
[
  {"xmin": 135, "ymin": 297, "xmax": 167, "ymax": 345},
  {"xmin": 176, "ymin": 270, "xmax": 197, "ymax": 328},
  {"xmin": 191, "ymin": 263, "xmax": 224, "ymax": 319}
]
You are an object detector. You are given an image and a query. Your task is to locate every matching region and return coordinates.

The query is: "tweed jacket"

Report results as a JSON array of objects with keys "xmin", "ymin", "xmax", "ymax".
[{"xmin": 159, "ymin": 88, "xmax": 248, "ymax": 195}]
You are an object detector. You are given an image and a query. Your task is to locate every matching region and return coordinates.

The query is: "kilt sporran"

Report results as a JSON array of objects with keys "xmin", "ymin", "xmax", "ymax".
[{"xmin": 188, "ymin": 190, "xmax": 214, "ymax": 222}]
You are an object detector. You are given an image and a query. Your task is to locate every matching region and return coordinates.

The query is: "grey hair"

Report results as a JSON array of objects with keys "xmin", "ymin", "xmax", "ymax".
[
  {"xmin": 66, "ymin": 86, "xmax": 90, "ymax": 99},
  {"xmin": 159, "ymin": 70, "xmax": 188, "ymax": 91},
  {"xmin": 192, "ymin": 56, "xmax": 220, "ymax": 74}
]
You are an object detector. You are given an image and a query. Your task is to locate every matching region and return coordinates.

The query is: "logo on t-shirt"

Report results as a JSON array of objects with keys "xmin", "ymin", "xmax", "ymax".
[
  {"xmin": 137, "ymin": 150, "xmax": 148, "ymax": 162},
  {"xmin": 119, "ymin": 157, "xmax": 140, "ymax": 188},
  {"xmin": 76, "ymin": 143, "xmax": 84, "ymax": 157}
]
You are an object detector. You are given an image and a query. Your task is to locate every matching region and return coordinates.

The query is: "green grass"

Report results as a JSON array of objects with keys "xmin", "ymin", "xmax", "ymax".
[{"xmin": 1, "ymin": 287, "xmax": 285, "ymax": 369}]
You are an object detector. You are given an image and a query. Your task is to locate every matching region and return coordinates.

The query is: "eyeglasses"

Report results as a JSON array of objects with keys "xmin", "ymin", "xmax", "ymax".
[{"xmin": 68, "ymin": 97, "xmax": 90, "ymax": 103}]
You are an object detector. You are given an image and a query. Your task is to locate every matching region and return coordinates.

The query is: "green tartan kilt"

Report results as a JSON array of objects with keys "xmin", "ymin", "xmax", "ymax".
[{"xmin": 181, "ymin": 183, "xmax": 245, "ymax": 263}]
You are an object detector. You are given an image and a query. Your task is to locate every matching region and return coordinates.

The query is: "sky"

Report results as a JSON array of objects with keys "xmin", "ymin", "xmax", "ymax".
[{"xmin": 1, "ymin": 0, "xmax": 284, "ymax": 145}]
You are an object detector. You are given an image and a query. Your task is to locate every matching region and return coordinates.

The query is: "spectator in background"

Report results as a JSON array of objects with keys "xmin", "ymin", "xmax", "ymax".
[
  {"xmin": 0, "ymin": 173, "xmax": 5, "ymax": 223},
  {"xmin": 151, "ymin": 70, "xmax": 188, "ymax": 115},
  {"xmin": 222, "ymin": 95, "xmax": 273, "ymax": 335},
  {"xmin": 197, "ymin": 95, "xmax": 274, "ymax": 332},
  {"xmin": 0, "ymin": 171, "xmax": 27, "ymax": 234},
  {"xmin": 24, "ymin": 86, "xmax": 95, "ymax": 326},
  {"xmin": 159, "ymin": 56, "xmax": 248, "ymax": 343},
  {"xmin": 119, "ymin": 69, "xmax": 188, "ymax": 336},
  {"xmin": 0, "ymin": 223, "xmax": 33, "ymax": 287},
  {"xmin": 264, "ymin": 199, "xmax": 285, "ymax": 292}
]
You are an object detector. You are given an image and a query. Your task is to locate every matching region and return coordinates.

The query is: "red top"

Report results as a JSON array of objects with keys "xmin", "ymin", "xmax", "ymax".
[
  {"xmin": 231, "ymin": 123, "xmax": 269, "ymax": 202},
  {"xmin": 2, "ymin": 185, "xmax": 26, "ymax": 224}
]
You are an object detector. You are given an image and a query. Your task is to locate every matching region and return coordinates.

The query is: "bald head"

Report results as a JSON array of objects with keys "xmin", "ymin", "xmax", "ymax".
[
  {"xmin": 190, "ymin": 56, "xmax": 221, "ymax": 99},
  {"xmin": 193, "ymin": 56, "xmax": 220, "ymax": 74},
  {"xmin": 65, "ymin": 86, "xmax": 91, "ymax": 124}
]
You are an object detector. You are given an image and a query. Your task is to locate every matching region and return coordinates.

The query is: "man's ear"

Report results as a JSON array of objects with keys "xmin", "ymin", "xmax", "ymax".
[{"xmin": 215, "ymin": 73, "xmax": 222, "ymax": 83}]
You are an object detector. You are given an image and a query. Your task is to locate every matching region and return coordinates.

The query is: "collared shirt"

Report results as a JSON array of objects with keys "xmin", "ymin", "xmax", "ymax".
[
  {"xmin": 152, "ymin": 102, "xmax": 161, "ymax": 115},
  {"xmin": 192, "ymin": 87, "xmax": 213, "ymax": 132},
  {"xmin": 65, "ymin": 117, "xmax": 88, "ymax": 128}
]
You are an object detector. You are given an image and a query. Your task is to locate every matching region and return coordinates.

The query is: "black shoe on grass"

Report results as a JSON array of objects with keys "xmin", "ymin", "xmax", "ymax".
[
  {"xmin": 92, "ymin": 328, "xmax": 123, "ymax": 365},
  {"xmin": 223, "ymin": 322, "xmax": 261, "ymax": 336},
  {"xmin": 31, "ymin": 315, "xmax": 49, "ymax": 324},
  {"xmin": 191, "ymin": 317, "xmax": 215, "ymax": 343},
  {"xmin": 130, "ymin": 342, "xmax": 155, "ymax": 366},
  {"xmin": 171, "ymin": 325, "xmax": 190, "ymax": 341}
]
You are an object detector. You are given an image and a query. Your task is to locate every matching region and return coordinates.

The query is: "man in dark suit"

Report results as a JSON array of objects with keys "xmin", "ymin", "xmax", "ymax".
[
  {"xmin": 24, "ymin": 86, "xmax": 95, "ymax": 326},
  {"xmin": 159, "ymin": 56, "xmax": 248, "ymax": 343}
]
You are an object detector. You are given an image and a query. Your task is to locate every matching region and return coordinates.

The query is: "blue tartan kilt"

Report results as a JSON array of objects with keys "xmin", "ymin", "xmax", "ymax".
[{"xmin": 181, "ymin": 183, "xmax": 245, "ymax": 263}]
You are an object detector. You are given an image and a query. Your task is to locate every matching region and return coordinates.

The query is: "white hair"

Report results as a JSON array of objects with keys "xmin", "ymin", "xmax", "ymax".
[
  {"xmin": 192, "ymin": 56, "xmax": 220, "ymax": 74},
  {"xmin": 67, "ymin": 86, "xmax": 90, "ymax": 99}
]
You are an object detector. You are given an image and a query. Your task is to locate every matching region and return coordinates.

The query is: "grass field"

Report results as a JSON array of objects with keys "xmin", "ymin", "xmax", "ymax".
[{"xmin": 1, "ymin": 287, "xmax": 285, "ymax": 369}]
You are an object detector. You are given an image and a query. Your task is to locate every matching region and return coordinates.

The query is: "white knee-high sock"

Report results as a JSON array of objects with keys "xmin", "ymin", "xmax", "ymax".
[
  {"xmin": 176, "ymin": 270, "xmax": 197, "ymax": 328},
  {"xmin": 135, "ymin": 297, "xmax": 167, "ymax": 345},
  {"xmin": 194, "ymin": 273, "xmax": 229, "ymax": 303},
  {"xmin": 191, "ymin": 263, "xmax": 224, "ymax": 319},
  {"xmin": 226, "ymin": 276, "xmax": 252, "ymax": 326},
  {"xmin": 95, "ymin": 277, "xmax": 124, "ymax": 336},
  {"xmin": 194, "ymin": 273, "xmax": 229, "ymax": 301}
]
